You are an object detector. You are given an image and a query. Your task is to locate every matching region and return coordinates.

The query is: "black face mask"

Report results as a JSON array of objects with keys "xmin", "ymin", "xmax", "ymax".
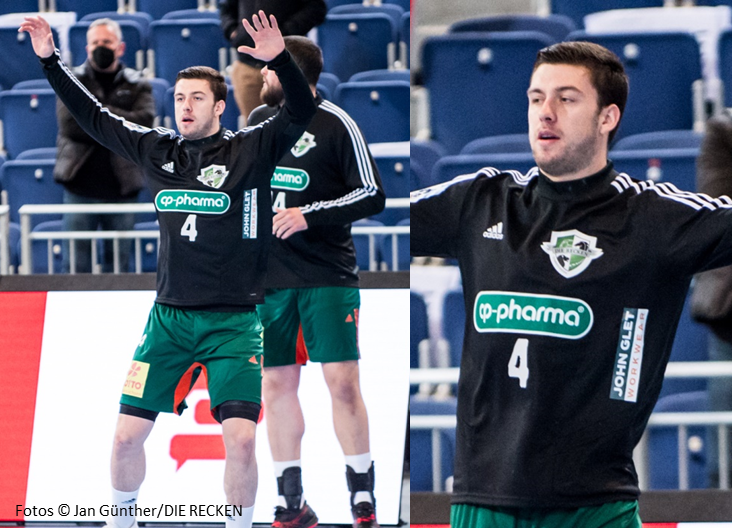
[{"xmin": 92, "ymin": 46, "xmax": 116, "ymax": 70}]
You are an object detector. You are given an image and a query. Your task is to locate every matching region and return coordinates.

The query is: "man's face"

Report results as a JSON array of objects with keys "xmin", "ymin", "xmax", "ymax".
[
  {"xmin": 260, "ymin": 65, "xmax": 284, "ymax": 107},
  {"xmin": 86, "ymin": 24, "xmax": 124, "ymax": 72},
  {"xmin": 528, "ymin": 63, "xmax": 613, "ymax": 181},
  {"xmin": 174, "ymin": 78, "xmax": 225, "ymax": 140}
]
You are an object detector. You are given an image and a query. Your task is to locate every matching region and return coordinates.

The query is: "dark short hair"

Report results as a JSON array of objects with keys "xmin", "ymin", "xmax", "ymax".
[
  {"xmin": 533, "ymin": 41, "xmax": 629, "ymax": 143},
  {"xmin": 284, "ymin": 35, "xmax": 323, "ymax": 86},
  {"xmin": 175, "ymin": 66, "xmax": 227, "ymax": 103}
]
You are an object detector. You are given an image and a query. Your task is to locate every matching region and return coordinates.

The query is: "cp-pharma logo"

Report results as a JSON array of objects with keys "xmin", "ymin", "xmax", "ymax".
[
  {"xmin": 541, "ymin": 229, "xmax": 604, "ymax": 279},
  {"xmin": 155, "ymin": 190, "xmax": 230, "ymax": 214},
  {"xmin": 271, "ymin": 166, "xmax": 310, "ymax": 191},
  {"xmin": 473, "ymin": 291, "xmax": 593, "ymax": 339}
]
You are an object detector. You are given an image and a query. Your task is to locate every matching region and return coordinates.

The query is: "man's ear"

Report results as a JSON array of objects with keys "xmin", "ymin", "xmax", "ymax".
[
  {"xmin": 214, "ymin": 99, "xmax": 226, "ymax": 119},
  {"xmin": 600, "ymin": 104, "xmax": 621, "ymax": 135}
]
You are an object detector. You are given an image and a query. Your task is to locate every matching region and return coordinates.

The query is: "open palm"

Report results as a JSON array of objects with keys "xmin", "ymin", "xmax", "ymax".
[
  {"xmin": 237, "ymin": 10, "xmax": 285, "ymax": 63},
  {"xmin": 18, "ymin": 16, "xmax": 55, "ymax": 58}
]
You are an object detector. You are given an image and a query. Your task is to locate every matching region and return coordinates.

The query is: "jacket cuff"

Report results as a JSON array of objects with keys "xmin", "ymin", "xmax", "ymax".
[
  {"xmin": 266, "ymin": 49, "xmax": 291, "ymax": 70},
  {"xmin": 39, "ymin": 49, "xmax": 60, "ymax": 68}
]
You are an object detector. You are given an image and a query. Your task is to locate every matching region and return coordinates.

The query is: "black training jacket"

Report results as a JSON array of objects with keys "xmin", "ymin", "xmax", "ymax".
[
  {"xmin": 41, "ymin": 49, "xmax": 316, "ymax": 310},
  {"xmin": 249, "ymin": 96, "xmax": 385, "ymax": 288},
  {"xmin": 411, "ymin": 163, "xmax": 732, "ymax": 508}
]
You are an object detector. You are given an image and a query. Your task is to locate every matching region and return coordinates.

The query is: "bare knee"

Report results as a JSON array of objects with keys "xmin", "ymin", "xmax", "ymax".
[
  {"xmin": 113, "ymin": 414, "xmax": 153, "ymax": 454},
  {"xmin": 222, "ymin": 419, "xmax": 257, "ymax": 461},
  {"xmin": 324, "ymin": 365, "xmax": 363, "ymax": 407}
]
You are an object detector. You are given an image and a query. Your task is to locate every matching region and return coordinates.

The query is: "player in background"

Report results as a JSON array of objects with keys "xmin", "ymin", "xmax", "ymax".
[{"xmin": 248, "ymin": 36, "xmax": 385, "ymax": 528}]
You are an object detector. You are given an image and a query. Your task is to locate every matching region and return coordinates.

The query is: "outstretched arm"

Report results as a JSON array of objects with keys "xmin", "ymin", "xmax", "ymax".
[
  {"xmin": 237, "ymin": 10, "xmax": 285, "ymax": 62},
  {"xmin": 18, "ymin": 16, "xmax": 55, "ymax": 58}
]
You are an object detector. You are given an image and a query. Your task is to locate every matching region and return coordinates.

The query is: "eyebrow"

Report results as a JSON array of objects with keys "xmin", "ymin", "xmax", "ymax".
[
  {"xmin": 527, "ymin": 86, "xmax": 583, "ymax": 96},
  {"xmin": 174, "ymin": 91, "xmax": 208, "ymax": 98}
]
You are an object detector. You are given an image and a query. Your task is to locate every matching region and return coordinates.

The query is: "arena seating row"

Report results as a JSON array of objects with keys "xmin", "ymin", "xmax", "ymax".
[{"xmin": 0, "ymin": 5, "xmax": 409, "ymax": 89}]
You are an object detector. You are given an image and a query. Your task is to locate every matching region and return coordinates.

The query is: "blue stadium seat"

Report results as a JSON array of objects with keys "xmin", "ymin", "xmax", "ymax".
[
  {"xmin": 352, "ymin": 218, "xmax": 384, "ymax": 271},
  {"xmin": 29, "ymin": 219, "xmax": 65, "ymax": 274},
  {"xmin": 648, "ymin": 391, "xmax": 709, "ymax": 490},
  {"xmin": 329, "ymin": 4, "xmax": 404, "ymax": 29},
  {"xmin": 319, "ymin": 13, "xmax": 397, "ymax": 83},
  {"xmin": 161, "ymin": 9, "xmax": 220, "ymax": 21},
  {"xmin": 658, "ymin": 289, "xmax": 709, "ymax": 398},
  {"xmin": 0, "ymin": 0, "xmax": 40, "ymax": 15},
  {"xmin": 56, "ymin": 0, "xmax": 121, "ymax": 19},
  {"xmin": 460, "ymin": 133, "xmax": 532, "ymax": 155},
  {"xmin": 136, "ymin": 185, "xmax": 158, "ymax": 223},
  {"xmin": 317, "ymin": 72, "xmax": 340, "ymax": 98},
  {"xmin": 410, "ymin": 160, "xmax": 425, "ymax": 192},
  {"xmin": 372, "ymin": 154, "xmax": 409, "ymax": 225},
  {"xmin": 0, "ymin": 89, "xmax": 58, "ymax": 159},
  {"xmin": 410, "ymin": 291, "xmax": 429, "ymax": 394},
  {"xmin": 147, "ymin": 77, "xmax": 170, "ymax": 127},
  {"xmin": 410, "ymin": 139, "xmax": 446, "ymax": 189},
  {"xmin": 612, "ymin": 130, "xmax": 703, "ymax": 151},
  {"xmin": 148, "ymin": 20, "xmax": 228, "ymax": 85},
  {"xmin": 380, "ymin": 218, "xmax": 409, "ymax": 271},
  {"xmin": 410, "ymin": 396, "xmax": 457, "ymax": 492},
  {"xmin": 135, "ymin": 0, "xmax": 199, "ymax": 20},
  {"xmin": 129, "ymin": 220, "xmax": 159, "ymax": 273},
  {"xmin": 335, "ymin": 80, "xmax": 409, "ymax": 144},
  {"xmin": 432, "ymin": 153, "xmax": 537, "ymax": 187},
  {"xmin": 68, "ymin": 20, "xmax": 146, "ymax": 70},
  {"xmin": 164, "ymin": 84, "xmax": 239, "ymax": 133},
  {"xmin": 715, "ymin": 28, "xmax": 732, "ymax": 108},
  {"xmin": 568, "ymin": 31, "xmax": 703, "ymax": 141},
  {"xmin": 12, "ymin": 79, "xmax": 51, "ymax": 90},
  {"xmin": 325, "ymin": 0, "xmax": 363, "ymax": 9},
  {"xmin": 386, "ymin": 0, "xmax": 410, "ymax": 13},
  {"xmin": 442, "ymin": 288, "xmax": 465, "ymax": 368},
  {"xmin": 80, "ymin": 11, "xmax": 154, "ymax": 38},
  {"xmin": 609, "ymin": 148, "xmax": 698, "ymax": 193},
  {"xmin": 0, "ymin": 159, "xmax": 63, "ymax": 225},
  {"xmin": 551, "ymin": 0, "xmax": 663, "ymax": 30},
  {"xmin": 421, "ymin": 31, "xmax": 553, "ymax": 154},
  {"xmin": 0, "ymin": 27, "xmax": 60, "ymax": 91},
  {"xmin": 15, "ymin": 147, "xmax": 57, "ymax": 160},
  {"xmin": 449, "ymin": 14, "xmax": 575, "ymax": 43},
  {"xmin": 349, "ymin": 69, "xmax": 410, "ymax": 83},
  {"xmin": 400, "ymin": 11, "xmax": 410, "ymax": 68}
]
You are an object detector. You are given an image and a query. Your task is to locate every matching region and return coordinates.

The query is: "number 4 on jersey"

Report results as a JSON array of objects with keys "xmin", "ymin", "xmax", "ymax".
[
  {"xmin": 181, "ymin": 214, "xmax": 198, "ymax": 242},
  {"xmin": 508, "ymin": 338, "xmax": 529, "ymax": 388}
]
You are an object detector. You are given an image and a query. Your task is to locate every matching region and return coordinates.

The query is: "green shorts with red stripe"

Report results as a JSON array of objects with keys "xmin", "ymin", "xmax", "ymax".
[
  {"xmin": 120, "ymin": 303, "xmax": 263, "ymax": 415},
  {"xmin": 258, "ymin": 287, "xmax": 360, "ymax": 367}
]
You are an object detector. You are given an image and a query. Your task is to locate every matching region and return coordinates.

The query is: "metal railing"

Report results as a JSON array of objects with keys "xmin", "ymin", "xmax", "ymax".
[
  {"xmin": 0, "ymin": 205, "xmax": 9, "ymax": 275},
  {"xmin": 16, "ymin": 199, "xmax": 410, "ymax": 274},
  {"xmin": 410, "ymin": 362, "xmax": 732, "ymax": 493}
]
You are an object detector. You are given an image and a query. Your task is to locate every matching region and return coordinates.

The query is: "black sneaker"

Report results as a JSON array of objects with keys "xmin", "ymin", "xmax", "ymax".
[
  {"xmin": 351, "ymin": 501, "xmax": 378, "ymax": 528},
  {"xmin": 272, "ymin": 501, "xmax": 318, "ymax": 528}
]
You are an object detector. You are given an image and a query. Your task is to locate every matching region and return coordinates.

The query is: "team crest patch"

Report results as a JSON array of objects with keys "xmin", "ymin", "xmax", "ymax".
[
  {"xmin": 196, "ymin": 164, "xmax": 229, "ymax": 189},
  {"xmin": 291, "ymin": 131, "xmax": 316, "ymax": 157},
  {"xmin": 541, "ymin": 229, "xmax": 604, "ymax": 279}
]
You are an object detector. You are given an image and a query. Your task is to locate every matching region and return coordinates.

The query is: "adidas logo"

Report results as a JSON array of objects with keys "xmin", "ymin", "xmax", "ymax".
[
  {"xmin": 162, "ymin": 161, "xmax": 175, "ymax": 173},
  {"xmin": 483, "ymin": 222, "xmax": 504, "ymax": 240}
]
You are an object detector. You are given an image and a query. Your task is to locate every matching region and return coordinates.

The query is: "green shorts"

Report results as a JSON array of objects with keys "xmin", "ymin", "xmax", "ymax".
[
  {"xmin": 257, "ymin": 287, "xmax": 360, "ymax": 367},
  {"xmin": 120, "ymin": 303, "xmax": 263, "ymax": 416},
  {"xmin": 450, "ymin": 501, "xmax": 642, "ymax": 528}
]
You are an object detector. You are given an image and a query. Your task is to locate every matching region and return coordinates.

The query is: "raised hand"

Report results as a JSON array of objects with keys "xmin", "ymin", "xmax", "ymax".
[
  {"xmin": 237, "ymin": 10, "xmax": 285, "ymax": 63},
  {"xmin": 18, "ymin": 16, "xmax": 55, "ymax": 59}
]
